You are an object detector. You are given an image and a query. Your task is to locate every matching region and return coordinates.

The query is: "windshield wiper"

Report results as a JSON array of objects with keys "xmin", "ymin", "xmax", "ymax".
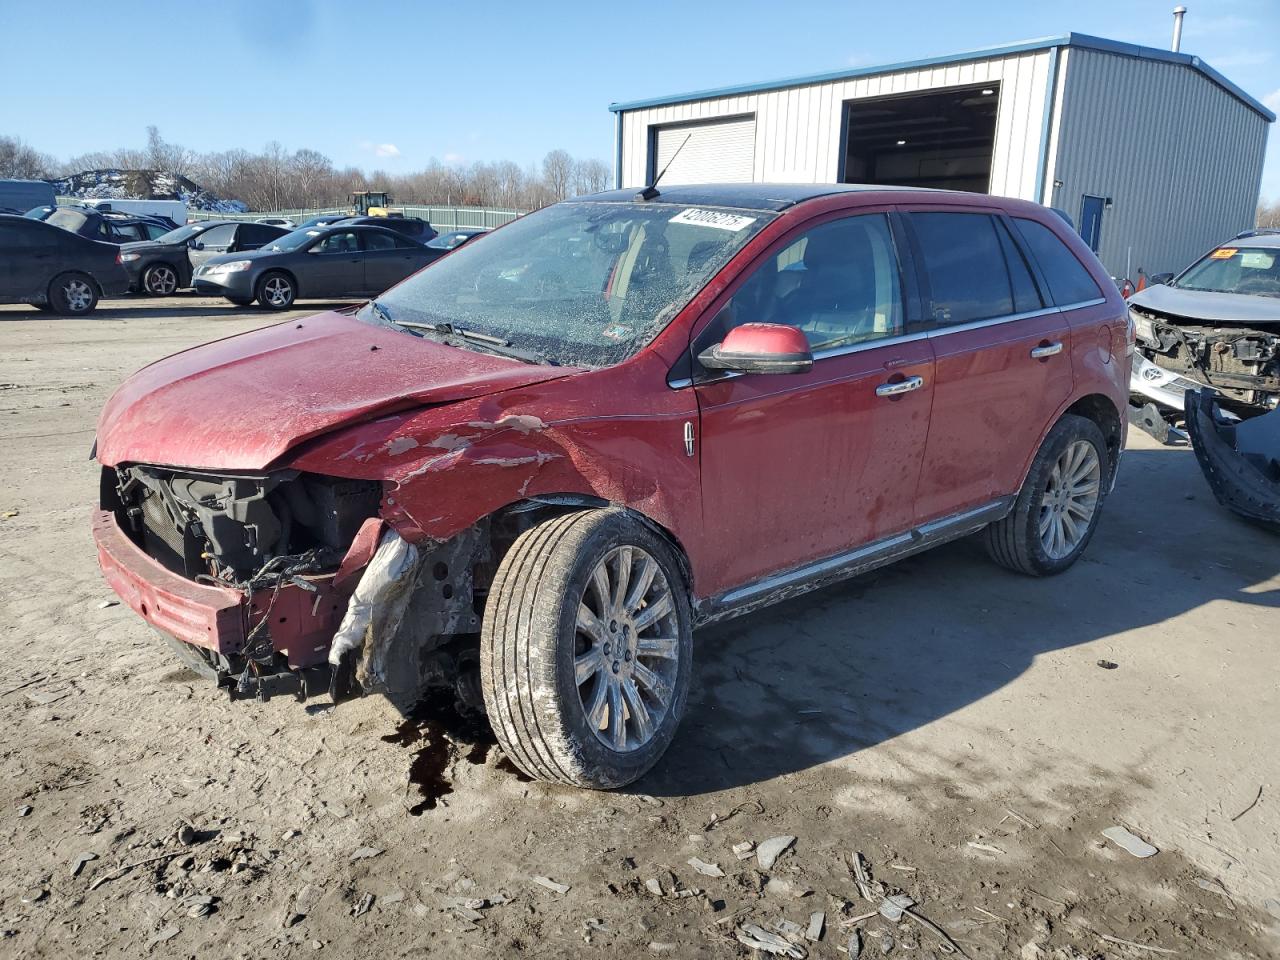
[
  {"xmin": 368, "ymin": 299, "xmax": 394, "ymax": 325},
  {"xmin": 392, "ymin": 318, "xmax": 557, "ymax": 366}
]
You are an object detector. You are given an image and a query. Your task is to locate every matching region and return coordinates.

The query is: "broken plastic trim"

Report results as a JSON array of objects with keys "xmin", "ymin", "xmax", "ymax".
[
  {"xmin": 1184, "ymin": 388, "xmax": 1280, "ymax": 531},
  {"xmin": 327, "ymin": 528, "xmax": 424, "ymax": 703}
]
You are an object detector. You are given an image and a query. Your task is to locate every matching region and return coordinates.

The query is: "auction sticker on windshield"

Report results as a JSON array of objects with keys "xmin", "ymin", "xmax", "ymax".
[{"xmin": 669, "ymin": 208, "xmax": 757, "ymax": 232}]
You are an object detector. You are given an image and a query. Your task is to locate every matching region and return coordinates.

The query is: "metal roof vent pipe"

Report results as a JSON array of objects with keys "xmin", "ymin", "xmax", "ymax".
[{"xmin": 1172, "ymin": 5, "xmax": 1187, "ymax": 52}]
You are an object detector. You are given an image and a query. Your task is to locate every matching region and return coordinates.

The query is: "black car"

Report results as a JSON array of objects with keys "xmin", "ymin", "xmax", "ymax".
[
  {"xmin": 422, "ymin": 228, "xmax": 488, "ymax": 264},
  {"xmin": 338, "ymin": 215, "xmax": 437, "ymax": 244},
  {"xmin": 0, "ymin": 214, "xmax": 129, "ymax": 314},
  {"xmin": 41, "ymin": 207, "xmax": 174, "ymax": 244},
  {"xmin": 119, "ymin": 220, "xmax": 291, "ymax": 296},
  {"xmin": 192, "ymin": 223, "xmax": 436, "ymax": 309},
  {"xmin": 296, "ymin": 214, "xmax": 352, "ymax": 229}
]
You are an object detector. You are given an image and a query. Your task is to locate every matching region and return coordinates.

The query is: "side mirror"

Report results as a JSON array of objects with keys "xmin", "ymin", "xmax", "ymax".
[
  {"xmin": 192, "ymin": 241, "xmax": 205, "ymax": 250},
  {"xmin": 698, "ymin": 323, "xmax": 813, "ymax": 375},
  {"xmin": 1149, "ymin": 272, "xmax": 1175, "ymax": 286}
]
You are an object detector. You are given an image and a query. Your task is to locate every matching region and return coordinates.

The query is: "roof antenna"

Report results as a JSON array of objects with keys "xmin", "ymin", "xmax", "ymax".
[{"xmin": 636, "ymin": 134, "xmax": 691, "ymax": 201}]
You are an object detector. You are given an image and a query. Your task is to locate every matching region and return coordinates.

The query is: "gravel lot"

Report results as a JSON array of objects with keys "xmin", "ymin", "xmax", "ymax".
[{"xmin": 1, "ymin": 295, "xmax": 1277, "ymax": 958}]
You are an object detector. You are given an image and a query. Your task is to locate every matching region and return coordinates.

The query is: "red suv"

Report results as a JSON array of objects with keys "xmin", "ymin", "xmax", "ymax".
[{"xmin": 93, "ymin": 185, "xmax": 1130, "ymax": 788}]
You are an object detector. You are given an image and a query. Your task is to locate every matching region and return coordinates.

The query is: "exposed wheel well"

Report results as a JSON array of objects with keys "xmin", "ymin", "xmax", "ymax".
[
  {"xmin": 1063, "ymin": 394, "xmax": 1123, "ymax": 485},
  {"xmin": 485, "ymin": 496, "xmax": 695, "ymax": 600}
]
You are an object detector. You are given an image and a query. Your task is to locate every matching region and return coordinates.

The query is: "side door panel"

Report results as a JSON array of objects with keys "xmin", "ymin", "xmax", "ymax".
[
  {"xmin": 692, "ymin": 209, "xmax": 935, "ymax": 598},
  {"xmin": 188, "ymin": 223, "xmax": 237, "ymax": 271},
  {"xmin": 361, "ymin": 232, "xmax": 427, "ymax": 295},
  {"xmin": 303, "ymin": 231, "xmax": 365, "ymax": 297},
  {"xmin": 904, "ymin": 208, "xmax": 1075, "ymax": 522}
]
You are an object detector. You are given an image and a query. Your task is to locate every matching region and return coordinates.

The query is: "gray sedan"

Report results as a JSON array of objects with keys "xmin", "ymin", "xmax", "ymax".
[{"xmin": 192, "ymin": 224, "xmax": 437, "ymax": 309}]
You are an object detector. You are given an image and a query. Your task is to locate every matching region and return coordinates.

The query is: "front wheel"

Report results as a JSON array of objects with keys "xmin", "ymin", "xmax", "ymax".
[
  {"xmin": 141, "ymin": 262, "xmax": 179, "ymax": 296},
  {"xmin": 48, "ymin": 273, "xmax": 99, "ymax": 315},
  {"xmin": 480, "ymin": 509, "xmax": 693, "ymax": 789},
  {"xmin": 984, "ymin": 414, "xmax": 1109, "ymax": 576},
  {"xmin": 256, "ymin": 272, "xmax": 296, "ymax": 310}
]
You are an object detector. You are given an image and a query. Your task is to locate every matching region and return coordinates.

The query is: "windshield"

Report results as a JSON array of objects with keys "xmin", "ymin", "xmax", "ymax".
[
  {"xmin": 267, "ymin": 227, "xmax": 326, "ymax": 251},
  {"xmin": 361, "ymin": 201, "xmax": 774, "ymax": 367},
  {"xmin": 1176, "ymin": 245, "xmax": 1280, "ymax": 298},
  {"xmin": 155, "ymin": 222, "xmax": 214, "ymax": 244}
]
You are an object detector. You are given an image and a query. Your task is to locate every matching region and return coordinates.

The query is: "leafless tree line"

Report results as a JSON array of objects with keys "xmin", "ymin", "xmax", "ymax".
[
  {"xmin": 1257, "ymin": 199, "xmax": 1280, "ymax": 230},
  {"xmin": 0, "ymin": 130, "xmax": 612, "ymax": 211}
]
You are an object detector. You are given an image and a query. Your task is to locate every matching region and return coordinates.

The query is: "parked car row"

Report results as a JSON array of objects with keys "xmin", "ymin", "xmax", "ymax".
[{"xmin": 0, "ymin": 210, "xmax": 489, "ymax": 314}]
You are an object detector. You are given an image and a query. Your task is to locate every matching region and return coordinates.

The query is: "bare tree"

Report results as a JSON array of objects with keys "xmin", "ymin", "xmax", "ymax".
[
  {"xmin": 0, "ymin": 135, "xmax": 53, "ymax": 178},
  {"xmin": 542, "ymin": 149, "xmax": 573, "ymax": 202},
  {"xmin": 572, "ymin": 158, "xmax": 611, "ymax": 197},
  {"xmin": 1258, "ymin": 200, "xmax": 1280, "ymax": 230}
]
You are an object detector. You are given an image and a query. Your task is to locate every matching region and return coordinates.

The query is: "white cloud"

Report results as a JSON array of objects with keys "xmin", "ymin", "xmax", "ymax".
[
  {"xmin": 1265, "ymin": 88, "xmax": 1280, "ymax": 114},
  {"xmin": 443, "ymin": 152, "xmax": 465, "ymax": 166},
  {"xmin": 357, "ymin": 140, "xmax": 401, "ymax": 159}
]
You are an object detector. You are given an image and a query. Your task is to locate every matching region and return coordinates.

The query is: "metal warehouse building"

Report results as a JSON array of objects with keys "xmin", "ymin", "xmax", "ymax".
[{"xmin": 609, "ymin": 33, "xmax": 1274, "ymax": 277}]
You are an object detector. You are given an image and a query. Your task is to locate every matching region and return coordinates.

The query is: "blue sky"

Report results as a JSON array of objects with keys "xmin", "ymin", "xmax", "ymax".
[{"xmin": 1, "ymin": 0, "xmax": 1277, "ymax": 198}]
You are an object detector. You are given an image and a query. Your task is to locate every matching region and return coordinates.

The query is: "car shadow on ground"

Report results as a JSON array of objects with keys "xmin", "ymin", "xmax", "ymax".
[{"xmin": 627, "ymin": 444, "xmax": 1280, "ymax": 798}]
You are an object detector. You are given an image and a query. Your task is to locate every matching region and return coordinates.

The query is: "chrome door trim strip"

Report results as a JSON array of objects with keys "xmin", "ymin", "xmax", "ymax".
[{"xmin": 696, "ymin": 496, "xmax": 1014, "ymax": 625}]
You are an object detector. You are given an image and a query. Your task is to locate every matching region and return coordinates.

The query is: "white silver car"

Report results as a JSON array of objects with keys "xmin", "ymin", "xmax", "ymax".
[{"xmin": 1128, "ymin": 230, "xmax": 1280, "ymax": 440}]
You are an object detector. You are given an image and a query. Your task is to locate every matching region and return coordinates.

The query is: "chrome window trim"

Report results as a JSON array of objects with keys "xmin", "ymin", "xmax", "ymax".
[{"xmin": 669, "ymin": 298, "xmax": 1109, "ymax": 388}]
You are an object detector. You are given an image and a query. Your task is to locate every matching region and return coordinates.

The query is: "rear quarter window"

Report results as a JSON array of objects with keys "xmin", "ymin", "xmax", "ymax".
[{"xmin": 1013, "ymin": 217, "xmax": 1103, "ymax": 306}]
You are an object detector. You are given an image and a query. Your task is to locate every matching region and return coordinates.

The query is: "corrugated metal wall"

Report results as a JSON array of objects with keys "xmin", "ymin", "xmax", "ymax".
[
  {"xmin": 617, "ymin": 51, "xmax": 1054, "ymax": 200},
  {"xmin": 1050, "ymin": 48, "xmax": 1269, "ymax": 277}
]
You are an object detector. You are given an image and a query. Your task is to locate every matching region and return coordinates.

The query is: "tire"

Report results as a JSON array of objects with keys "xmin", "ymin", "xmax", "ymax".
[
  {"xmin": 141, "ymin": 262, "xmax": 179, "ymax": 296},
  {"xmin": 47, "ymin": 273, "xmax": 99, "ymax": 315},
  {"xmin": 480, "ymin": 508, "xmax": 693, "ymax": 789},
  {"xmin": 256, "ymin": 271, "xmax": 296, "ymax": 310},
  {"xmin": 157, "ymin": 630, "xmax": 220, "ymax": 682},
  {"xmin": 984, "ymin": 414, "xmax": 1109, "ymax": 576},
  {"xmin": 225, "ymin": 296, "xmax": 253, "ymax": 307}
]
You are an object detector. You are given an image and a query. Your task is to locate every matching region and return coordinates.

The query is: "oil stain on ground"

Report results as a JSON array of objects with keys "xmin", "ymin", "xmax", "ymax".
[{"xmin": 381, "ymin": 690, "xmax": 499, "ymax": 815}]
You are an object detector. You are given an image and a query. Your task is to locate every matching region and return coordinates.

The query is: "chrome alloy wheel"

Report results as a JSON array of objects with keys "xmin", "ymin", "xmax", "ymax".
[
  {"xmin": 63, "ymin": 279, "xmax": 94, "ymax": 312},
  {"xmin": 1039, "ymin": 439, "xmax": 1101, "ymax": 559},
  {"xmin": 144, "ymin": 265, "xmax": 177, "ymax": 295},
  {"xmin": 574, "ymin": 546, "xmax": 679, "ymax": 753},
  {"xmin": 263, "ymin": 276, "xmax": 292, "ymax": 306}
]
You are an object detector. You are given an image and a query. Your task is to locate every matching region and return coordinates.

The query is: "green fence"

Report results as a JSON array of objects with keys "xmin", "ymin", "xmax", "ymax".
[{"xmin": 184, "ymin": 205, "xmax": 525, "ymax": 231}]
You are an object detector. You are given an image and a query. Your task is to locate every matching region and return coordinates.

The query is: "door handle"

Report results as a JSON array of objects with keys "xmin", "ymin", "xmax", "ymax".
[
  {"xmin": 875, "ymin": 375, "xmax": 924, "ymax": 397},
  {"xmin": 1030, "ymin": 341, "xmax": 1064, "ymax": 359}
]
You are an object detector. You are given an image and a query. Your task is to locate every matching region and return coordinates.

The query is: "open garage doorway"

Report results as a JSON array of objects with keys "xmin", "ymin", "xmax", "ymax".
[{"xmin": 841, "ymin": 83, "xmax": 1000, "ymax": 192}]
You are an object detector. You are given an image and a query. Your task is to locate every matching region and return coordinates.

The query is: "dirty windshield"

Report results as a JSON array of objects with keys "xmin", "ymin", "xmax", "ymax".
[
  {"xmin": 359, "ymin": 201, "xmax": 775, "ymax": 366},
  {"xmin": 1176, "ymin": 245, "xmax": 1280, "ymax": 298}
]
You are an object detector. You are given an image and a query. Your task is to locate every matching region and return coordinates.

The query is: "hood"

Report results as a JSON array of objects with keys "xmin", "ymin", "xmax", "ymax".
[
  {"xmin": 96, "ymin": 310, "xmax": 573, "ymax": 471},
  {"xmin": 1129, "ymin": 283, "xmax": 1280, "ymax": 326}
]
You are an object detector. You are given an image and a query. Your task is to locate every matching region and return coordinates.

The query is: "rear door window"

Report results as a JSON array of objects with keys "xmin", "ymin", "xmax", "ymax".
[
  {"xmin": 1012, "ymin": 217, "xmax": 1103, "ymax": 306},
  {"xmin": 237, "ymin": 224, "xmax": 280, "ymax": 247},
  {"xmin": 195, "ymin": 224, "xmax": 236, "ymax": 248},
  {"xmin": 907, "ymin": 212, "xmax": 1015, "ymax": 327},
  {"xmin": 361, "ymin": 230, "xmax": 398, "ymax": 251}
]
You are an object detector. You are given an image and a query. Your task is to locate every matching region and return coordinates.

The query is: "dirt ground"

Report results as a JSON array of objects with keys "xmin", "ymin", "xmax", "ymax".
[{"xmin": 1, "ymin": 295, "xmax": 1278, "ymax": 959}]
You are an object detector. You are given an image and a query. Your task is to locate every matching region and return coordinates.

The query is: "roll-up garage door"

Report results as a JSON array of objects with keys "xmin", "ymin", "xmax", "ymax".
[{"xmin": 652, "ymin": 116, "xmax": 756, "ymax": 184}]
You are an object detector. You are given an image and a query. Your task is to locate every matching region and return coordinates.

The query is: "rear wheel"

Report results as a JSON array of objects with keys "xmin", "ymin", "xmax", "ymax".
[
  {"xmin": 480, "ymin": 509, "xmax": 693, "ymax": 789},
  {"xmin": 48, "ymin": 273, "xmax": 98, "ymax": 315},
  {"xmin": 984, "ymin": 414, "xmax": 1108, "ymax": 576},
  {"xmin": 141, "ymin": 262, "xmax": 179, "ymax": 296},
  {"xmin": 256, "ymin": 272, "xmax": 295, "ymax": 310},
  {"xmin": 225, "ymin": 296, "xmax": 253, "ymax": 307}
]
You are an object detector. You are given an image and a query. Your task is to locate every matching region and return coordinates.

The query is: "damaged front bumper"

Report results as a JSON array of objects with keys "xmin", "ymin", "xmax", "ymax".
[
  {"xmin": 1184, "ymin": 389, "xmax": 1280, "ymax": 531},
  {"xmin": 92, "ymin": 508, "xmax": 364, "ymax": 700}
]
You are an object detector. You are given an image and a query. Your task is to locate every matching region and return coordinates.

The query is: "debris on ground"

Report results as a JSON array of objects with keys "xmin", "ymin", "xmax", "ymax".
[
  {"xmin": 732, "ymin": 841, "xmax": 755, "ymax": 860},
  {"xmin": 757, "ymin": 835, "xmax": 796, "ymax": 871},
  {"xmin": 70, "ymin": 851, "xmax": 97, "ymax": 876},
  {"xmin": 1230, "ymin": 785, "xmax": 1263, "ymax": 822},
  {"xmin": 97, "ymin": 599, "xmax": 119, "ymax": 609},
  {"xmin": 644, "ymin": 877, "xmax": 664, "ymax": 897},
  {"xmin": 17, "ymin": 805, "xmax": 32, "ymax": 817},
  {"xmin": 687, "ymin": 857, "xmax": 725, "ymax": 878},
  {"xmin": 351, "ymin": 893, "xmax": 374, "ymax": 917},
  {"xmin": 847, "ymin": 928, "xmax": 863, "ymax": 958},
  {"xmin": 531, "ymin": 875, "xmax": 570, "ymax": 894},
  {"xmin": 1096, "ymin": 659, "xmax": 1119, "ymax": 670},
  {"xmin": 1101, "ymin": 825, "xmax": 1158, "ymax": 858},
  {"xmin": 877, "ymin": 893, "xmax": 914, "ymax": 921},
  {"xmin": 349, "ymin": 846, "xmax": 383, "ymax": 862},
  {"xmin": 147, "ymin": 925, "xmax": 179, "ymax": 947},
  {"xmin": 735, "ymin": 921, "xmax": 807, "ymax": 958},
  {"xmin": 805, "ymin": 911, "xmax": 824, "ymax": 941}
]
